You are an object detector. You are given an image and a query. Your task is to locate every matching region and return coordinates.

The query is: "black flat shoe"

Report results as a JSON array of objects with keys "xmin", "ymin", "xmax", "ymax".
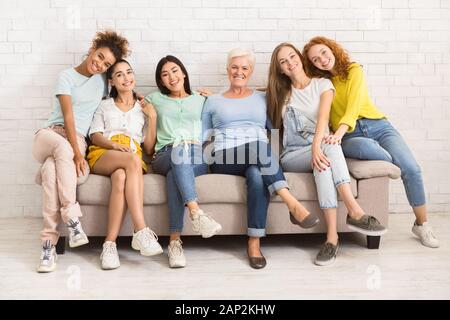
[{"xmin": 247, "ymin": 251, "xmax": 267, "ymax": 269}]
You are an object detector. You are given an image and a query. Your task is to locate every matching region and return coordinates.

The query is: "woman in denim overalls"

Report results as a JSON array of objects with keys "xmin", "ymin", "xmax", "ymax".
[{"xmin": 267, "ymin": 43, "xmax": 387, "ymax": 266}]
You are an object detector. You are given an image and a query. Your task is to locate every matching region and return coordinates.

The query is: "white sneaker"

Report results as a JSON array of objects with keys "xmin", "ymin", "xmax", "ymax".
[
  {"xmin": 100, "ymin": 241, "xmax": 120, "ymax": 270},
  {"xmin": 412, "ymin": 221, "xmax": 440, "ymax": 248},
  {"xmin": 66, "ymin": 218, "xmax": 89, "ymax": 248},
  {"xmin": 190, "ymin": 209, "xmax": 222, "ymax": 238},
  {"xmin": 168, "ymin": 239, "xmax": 186, "ymax": 268},
  {"xmin": 37, "ymin": 240, "xmax": 57, "ymax": 273},
  {"xmin": 131, "ymin": 227, "xmax": 163, "ymax": 256}
]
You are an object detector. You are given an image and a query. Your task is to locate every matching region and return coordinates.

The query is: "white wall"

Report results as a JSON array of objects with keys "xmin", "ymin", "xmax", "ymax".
[{"xmin": 1, "ymin": 0, "xmax": 449, "ymax": 217}]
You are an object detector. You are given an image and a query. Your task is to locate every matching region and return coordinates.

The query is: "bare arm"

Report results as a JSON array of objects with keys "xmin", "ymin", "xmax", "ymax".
[
  {"xmin": 139, "ymin": 98, "xmax": 158, "ymax": 157},
  {"xmin": 58, "ymin": 95, "xmax": 86, "ymax": 177},
  {"xmin": 311, "ymin": 90, "xmax": 334, "ymax": 171},
  {"xmin": 90, "ymin": 132, "xmax": 131, "ymax": 153}
]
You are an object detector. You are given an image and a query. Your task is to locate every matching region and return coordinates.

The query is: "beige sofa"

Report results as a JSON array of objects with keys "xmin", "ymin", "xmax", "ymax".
[{"xmin": 55, "ymin": 159, "xmax": 400, "ymax": 254}]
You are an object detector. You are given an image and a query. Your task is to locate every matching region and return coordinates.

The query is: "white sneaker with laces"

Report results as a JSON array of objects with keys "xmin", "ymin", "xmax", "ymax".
[
  {"xmin": 412, "ymin": 221, "xmax": 439, "ymax": 248},
  {"xmin": 168, "ymin": 239, "xmax": 186, "ymax": 268},
  {"xmin": 100, "ymin": 241, "xmax": 120, "ymax": 270},
  {"xmin": 190, "ymin": 209, "xmax": 222, "ymax": 238},
  {"xmin": 131, "ymin": 227, "xmax": 163, "ymax": 256},
  {"xmin": 66, "ymin": 218, "xmax": 89, "ymax": 248},
  {"xmin": 37, "ymin": 240, "xmax": 57, "ymax": 273}
]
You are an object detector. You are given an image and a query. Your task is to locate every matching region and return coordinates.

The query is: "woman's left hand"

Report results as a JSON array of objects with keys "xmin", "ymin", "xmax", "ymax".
[
  {"xmin": 323, "ymin": 133, "xmax": 342, "ymax": 145},
  {"xmin": 140, "ymin": 100, "xmax": 157, "ymax": 120}
]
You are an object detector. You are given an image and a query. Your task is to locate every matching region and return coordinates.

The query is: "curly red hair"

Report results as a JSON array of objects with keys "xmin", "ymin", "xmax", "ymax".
[{"xmin": 302, "ymin": 36, "xmax": 352, "ymax": 81}]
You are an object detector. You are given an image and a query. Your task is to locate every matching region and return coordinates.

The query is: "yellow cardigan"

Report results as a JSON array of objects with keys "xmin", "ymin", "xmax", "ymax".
[{"xmin": 330, "ymin": 63, "xmax": 386, "ymax": 133}]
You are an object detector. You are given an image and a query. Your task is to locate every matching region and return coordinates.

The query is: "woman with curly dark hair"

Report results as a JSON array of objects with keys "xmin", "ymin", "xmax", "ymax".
[
  {"xmin": 303, "ymin": 36, "xmax": 439, "ymax": 249},
  {"xmin": 33, "ymin": 30, "xmax": 130, "ymax": 273}
]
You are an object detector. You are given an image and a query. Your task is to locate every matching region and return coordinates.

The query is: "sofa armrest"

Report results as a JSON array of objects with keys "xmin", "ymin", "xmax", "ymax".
[{"xmin": 346, "ymin": 158, "xmax": 401, "ymax": 180}]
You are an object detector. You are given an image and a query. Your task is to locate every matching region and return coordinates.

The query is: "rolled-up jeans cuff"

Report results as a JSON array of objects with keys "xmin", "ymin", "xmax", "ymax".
[
  {"xmin": 335, "ymin": 179, "xmax": 350, "ymax": 188},
  {"xmin": 268, "ymin": 180, "xmax": 289, "ymax": 196},
  {"xmin": 169, "ymin": 228, "xmax": 183, "ymax": 233},
  {"xmin": 183, "ymin": 197, "xmax": 198, "ymax": 206},
  {"xmin": 248, "ymin": 228, "xmax": 266, "ymax": 238}
]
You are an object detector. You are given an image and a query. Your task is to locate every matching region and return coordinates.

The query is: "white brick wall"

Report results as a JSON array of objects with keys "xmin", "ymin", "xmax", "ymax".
[{"xmin": 0, "ymin": 0, "xmax": 449, "ymax": 217}]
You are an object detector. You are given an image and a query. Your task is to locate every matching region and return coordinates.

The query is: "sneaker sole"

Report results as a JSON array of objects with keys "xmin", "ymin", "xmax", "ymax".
[
  {"xmin": 101, "ymin": 264, "xmax": 120, "ymax": 270},
  {"xmin": 346, "ymin": 224, "xmax": 388, "ymax": 236},
  {"xmin": 132, "ymin": 242, "xmax": 164, "ymax": 256},
  {"xmin": 69, "ymin": 238, "xmax": 89, "ymax": 248},
  {"xmin": 37, "ymin": 265, "xmax": 56, "ymax": 273},
  {"xmin": 201, "ymin": 225, "xmax": 222, "ymax": 239},
  {"xmin": 169, "ymin": 260, "xmax": 187, "ymax": 268}
]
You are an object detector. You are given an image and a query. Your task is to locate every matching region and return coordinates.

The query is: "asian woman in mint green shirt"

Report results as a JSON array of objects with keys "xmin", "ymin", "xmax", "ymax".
[{"xmin": 143, "ymin": 55, "xmax": 222, "ymax": 268}]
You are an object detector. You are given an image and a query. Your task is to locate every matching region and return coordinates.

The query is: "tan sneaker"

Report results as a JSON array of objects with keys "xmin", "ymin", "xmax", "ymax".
[
  {"xmin": 131, "ymin": 227, "xmax": 163, "ymax": 256},
  {"xmin": 168, "ymin": 239, "xmax": 186, "ymax": 268},
  {"xmin": 412, "ymin": 222, "xmax": 439, "ymax": 248},
  {"xmin": 190, "ymin": 209, "xmax": 222, "ymax": 238}
]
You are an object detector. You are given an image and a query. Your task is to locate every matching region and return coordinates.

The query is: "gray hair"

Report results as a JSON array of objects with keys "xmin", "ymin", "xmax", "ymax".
[{"xmin": 227, "ymin": 48, "xmax": 255, "ymax": 69}]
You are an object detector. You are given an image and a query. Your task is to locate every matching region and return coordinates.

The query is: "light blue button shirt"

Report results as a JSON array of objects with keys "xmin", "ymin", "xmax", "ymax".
[
  {"xmin": 201, "ymin": 90, "xmax": 269, "ymax": 151},
  {"xmin": 46, "ymin": 68, "xmax": 107, "ymax": 137}
]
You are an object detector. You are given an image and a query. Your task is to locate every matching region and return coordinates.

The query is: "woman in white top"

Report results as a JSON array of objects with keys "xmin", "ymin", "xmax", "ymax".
[
  {"xmin": 266, "ymin": 43, "xmax": 386, "ymax": 266},
  {"xmin": 87, "ymin": 59, "xmax": 163, "ymax": 270}
]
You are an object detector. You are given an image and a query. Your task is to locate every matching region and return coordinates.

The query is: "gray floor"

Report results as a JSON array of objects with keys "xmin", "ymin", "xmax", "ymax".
[{"xmin": 0, "ymin": 213, "xmax": 449, "ymax": 299}]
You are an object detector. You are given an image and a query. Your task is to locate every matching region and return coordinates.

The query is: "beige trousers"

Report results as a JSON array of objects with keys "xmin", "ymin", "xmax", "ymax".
[{"xmin": 32, "ymin": 127, "xmax": 87, "ymax": 244}]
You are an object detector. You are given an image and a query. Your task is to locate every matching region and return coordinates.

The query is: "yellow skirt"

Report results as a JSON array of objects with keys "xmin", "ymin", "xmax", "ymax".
[{"xmin": 87, "ymin": 134, "xmax": 148, "ymax": 173}]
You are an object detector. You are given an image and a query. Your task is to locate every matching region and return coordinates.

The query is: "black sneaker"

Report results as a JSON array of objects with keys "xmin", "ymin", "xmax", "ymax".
[{"xmin": 314, "ymin": 241, "xmax": 339, "ymax": 266}]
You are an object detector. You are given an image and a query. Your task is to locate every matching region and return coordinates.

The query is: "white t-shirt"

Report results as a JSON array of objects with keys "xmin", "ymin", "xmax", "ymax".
[
  {"xmin": 89, "ymin": 98, "xmax": 147, "ymax": 152},
  {"xmin": 282, "ymin": 78, "xmax": 335, "ymax": 134}
]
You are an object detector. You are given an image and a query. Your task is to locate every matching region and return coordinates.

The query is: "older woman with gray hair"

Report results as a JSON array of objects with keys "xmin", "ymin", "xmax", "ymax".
[{"xmin": 202, "ymin": 48, "xmax": 320, "ymax": 269}]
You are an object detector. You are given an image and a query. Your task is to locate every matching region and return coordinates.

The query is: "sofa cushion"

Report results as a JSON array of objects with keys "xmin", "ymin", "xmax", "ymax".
[
  {"xmin": 77, "ymin": 174, "xmax": 168, "ymax": 206},
  {"xmin": 346, "ymin": 159, "xmax": 401, "ymax": 180},
  {"xmin": 78, "ymin": 172, "xmax": 358, "ymax": 205}
]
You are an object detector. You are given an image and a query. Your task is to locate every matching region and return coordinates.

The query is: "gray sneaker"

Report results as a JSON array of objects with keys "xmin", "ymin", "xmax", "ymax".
[
  {"xmin": 315, "ymin": 242, "xmax": 339, "ymax": 266},
  {"xmin": 346, "ymin": 214, "xmax": 387, "ymax": 236}
]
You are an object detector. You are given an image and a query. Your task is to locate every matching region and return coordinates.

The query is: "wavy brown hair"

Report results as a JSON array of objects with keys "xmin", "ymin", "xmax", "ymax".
[
  {"xmin": 266, "ymin": 42, "xmax": 306, "ymax": 131},
  {"xmin": 91, "ymin": 30, "xmax": 131, "ymax": 62},
  {"xmin": 302, "ymin": 36, "xmax": 351, "ymax": 81}
]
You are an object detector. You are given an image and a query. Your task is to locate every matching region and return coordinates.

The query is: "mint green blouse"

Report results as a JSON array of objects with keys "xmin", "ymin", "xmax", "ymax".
[{"xmin": 145, "ymin": 91, "xmax": 206, "ymax": 153}]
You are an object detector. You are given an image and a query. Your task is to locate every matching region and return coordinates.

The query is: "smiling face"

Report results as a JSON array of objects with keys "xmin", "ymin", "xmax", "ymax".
[
  {"xmin": 109, "ymin": 61, "xmax": 135, "ymax": 93},
  {"xmin": 306, "ymin": 44, "xmax": 336, "ymax": 72},
  {"xmin": 277, "ymin": 45, "xmax": 304, "ymax": 78},
  {"xmin": 227, "ymin": 56, "xmax": 253, "ymax": 89},
  {"xmin": 86, "ymin": 47, "xmax": 116, "ymax": 75},
  {"xmin": 160, "ymin": 61, "xmax": 186, "ymax": 94}
]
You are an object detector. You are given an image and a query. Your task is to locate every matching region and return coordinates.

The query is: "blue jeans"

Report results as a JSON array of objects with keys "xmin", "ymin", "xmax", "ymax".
[
  {"xmin": 151, "ymin": 144, "xmax": 208, "ymax": 233},
  {"xmin": 281, "ymin": 143, "xmax": 351, "ymax": 209},
  {"xmin": 210, "ymin": 141, "xmax": 289, "ymax": 237},
  {"xmin": 341, "ymin": 118, "xmax": 425, "ymax": 207}
]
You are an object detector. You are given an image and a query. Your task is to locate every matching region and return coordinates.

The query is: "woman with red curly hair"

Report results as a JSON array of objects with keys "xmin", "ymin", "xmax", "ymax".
[
  {"xmin": 303, "ymin": 36, "xmax": 439, "ymax": 249},
  {"xmin": 33, "ymin": 30, "xmax": 130, "ymax": 273}
]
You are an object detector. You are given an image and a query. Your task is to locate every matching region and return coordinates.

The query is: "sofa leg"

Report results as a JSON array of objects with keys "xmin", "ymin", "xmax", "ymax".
[
  {"xmin": 56, "ymin": 237, "xmax": 66, "ymax": 254},
  {"xmin": 367, "ymin": 235, "xmax": 381, "ymax": 249}
]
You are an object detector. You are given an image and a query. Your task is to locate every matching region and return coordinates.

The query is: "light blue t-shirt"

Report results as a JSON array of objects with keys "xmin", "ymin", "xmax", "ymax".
[
  {"xmin": 201, "ymin": 90, "xmax": 269, "ymax": 151},
  {"xmin": 46, "ymin": 68, "xmax": 107, "ymax": 137}
]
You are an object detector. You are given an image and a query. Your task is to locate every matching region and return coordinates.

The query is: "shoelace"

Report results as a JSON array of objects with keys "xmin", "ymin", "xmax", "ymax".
[
  {"xmin": 169, "ymin": 240, "xmax": 183, "ymax": 256},
  {"xmin": 424, "ymin": 226, "xmax": 437, "ymax": 240},
  {"xmin": 103, "ymin": 243, "xmax": 117, "ymax": 255},
  {"xmin": 67, "ymin": 219, "xmax": 81, "ymax": 236},
  {"xmin": 140, "ymin": 228, "xmax": 158, "ymax": 244},
  {"xmin": 42, "ymin": 240, "xmax": 53, "ymax": 261}
]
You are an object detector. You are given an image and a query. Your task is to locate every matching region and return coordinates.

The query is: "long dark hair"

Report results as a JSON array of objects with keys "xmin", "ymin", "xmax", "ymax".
[
  {"xmin": 106, "ymin": 59, "xmax": 137, "ymax": 100},
  {"xmin": 267, "ymin": 42, "xmax": 306, "ymax": 131},
  {"xmin": 155, "ymin": 55, "xmax": 192, "ymax": 95}
]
